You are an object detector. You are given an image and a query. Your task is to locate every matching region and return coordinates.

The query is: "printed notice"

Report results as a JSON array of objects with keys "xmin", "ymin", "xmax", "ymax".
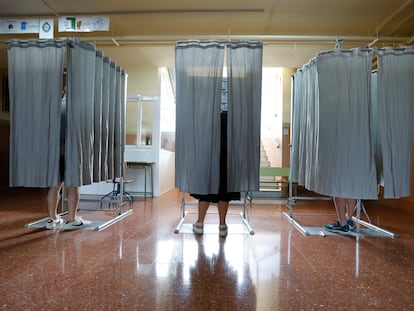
[
  {"xmin": 58, "ymin": 16, "xmax": 110, "ymax": 32},
  {"xmin": 0, "ymin": 19, "xmax": 39, "ymax": 34}
]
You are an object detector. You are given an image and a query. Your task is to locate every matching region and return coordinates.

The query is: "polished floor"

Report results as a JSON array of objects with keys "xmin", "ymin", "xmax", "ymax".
[{"xmin": 0, "ymin": 187, "xmax": 413, "ymax": 311}]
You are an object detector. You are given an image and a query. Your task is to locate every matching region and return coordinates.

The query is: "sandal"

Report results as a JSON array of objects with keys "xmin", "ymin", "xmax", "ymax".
[
  {"xmin": 219, "ymin": 224, "xmax": 228, "ymax": 237},
  {"xmin": 192, "ymin": 222, "xmax": 204, "ymax": 234}
]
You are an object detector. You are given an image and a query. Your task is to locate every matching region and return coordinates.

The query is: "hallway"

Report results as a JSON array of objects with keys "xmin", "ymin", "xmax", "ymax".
[{"xmin": 0, "ymin": 187, "xmax": 413, "ymax": 310}]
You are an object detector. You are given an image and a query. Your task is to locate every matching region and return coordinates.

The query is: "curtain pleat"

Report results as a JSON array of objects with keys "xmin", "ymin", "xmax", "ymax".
[
  {"xmin": 290, "ymin": 72, "xmax": 301, "ymax": 183},
  {"xmin": 120, "ymin": 70, "xmax": 127, "ymax": 172},
  {"xmin": 376, "ymin": 47, "xmax": 414, "ymax": 198},
  {"xmin": 100, "ymin": 57, "xmax": 111, "ymax": 180},
  {"xmin": 371, "ymin": 72, "xmax": 383, "ymax": 185},
  {"xmin": 93, "ymin": 50, "xmax": 103, "ymax": 182},
  {"xmin": 227, "ymin": 41, "xmax": 263, "ymax": 192},
  {"xmin": 107, "ymin": 61, "xmax": 117, "ymax": 179},
  {"xmin": 7, "ymin": 39, "xmax": 65, "ymax": 187},
  {"xmin": 303, "ymin": 62, "xmax": 319, "ymax": 190},
  {"xmin": 295, "ymin": 63, "xmax": 318, "ymax": 188},
  {"xmin": 175, "ymin": 41, "xmax": 224, "ymax": 194},
  {"xmin": 295, "ymin": 70, "xmax": 307, "ymax": 186},
  {"xmin": 65, "ymin": 39, "xmax": 96, "ymax": 186},
  {"xmin": 114, "ymin": 66, "xmax": 122, "ymax": 177}
]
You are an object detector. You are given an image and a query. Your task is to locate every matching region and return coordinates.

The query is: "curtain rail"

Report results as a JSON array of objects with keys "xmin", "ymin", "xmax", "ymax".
[
  {"xmin": 0, "ymin": 35, "xmax": 411, "ymax": 46},
  {"xmin": 84, "ymin": 35, "xmax": 411, "ymax": 44}
]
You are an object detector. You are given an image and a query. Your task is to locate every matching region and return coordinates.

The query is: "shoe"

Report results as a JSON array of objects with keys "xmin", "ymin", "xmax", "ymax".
[
  {"xmin": 324, "ymin": 222, "xmax": 352, "ymax": 235},
  {"xmin": 347, "ymin": 219, "xmax": 355, "ymax": 231},
  {"xmin": 192, "ymin": 222, "xmax": 204, "ymax": 235},
  {"xmin": 45, "ymin": 216, "xmax": 63, "ymax": 229},
  {"xmin": 323, "ymin": 220, "xmax": 341, "ymax": 231},
  {"xmin": 63, "ymin": 217, "xmax": 91, "ymax": 230},
  {"xmin": 219, "ymin": 224, "xmax": 228, "ymax": 237}
]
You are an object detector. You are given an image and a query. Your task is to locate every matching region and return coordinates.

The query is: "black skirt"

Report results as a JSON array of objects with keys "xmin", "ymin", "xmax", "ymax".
[{"xmin": 191, "ymin": 111, "xmax": 240, "ymax": 203}]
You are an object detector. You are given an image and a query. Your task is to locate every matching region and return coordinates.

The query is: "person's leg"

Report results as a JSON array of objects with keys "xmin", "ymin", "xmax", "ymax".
[
  {"xmin": 196, "ymin": 200, "xmax": 210, "ymax": 223},
  {"xmin": 47, "ymin": 182, "xmax": 63, "ymax": 220},
  {"xmin": 217, "ymin": 200, "xmax": 229, "ymax": 226},
  {"xmin": 345, "ymin": 199, "xmax": 356, "ymax": 220},
  {"xmin": 333, "ymin": 197, "xmax": 348, "ymax": 226},
  {"xmin": 345, "ymin": 198, "xmax": 357, "ymax": 230},
  {"xmin": 324, "ymin": 197, "xmax": 353, "ymax": 234},
  {"xmin": 63, "ymin": 186, "xmax": 91, "ymax": 228},
  {"xmin": 218, "ymin": 200, "xmax": 229, "ymax": 237},
  {"xmin": 65, "ymin": 186, "xmax": 80, "ymax": 222},
  {"xmin": 193, "ymin": 200, "xmax": 210, "ymax": 234}
]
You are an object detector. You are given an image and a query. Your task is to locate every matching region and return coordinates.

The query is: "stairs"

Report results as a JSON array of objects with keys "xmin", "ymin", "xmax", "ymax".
[{"xmin": 253, "ymin": 141, "xmax": 285, "ymax": 199}]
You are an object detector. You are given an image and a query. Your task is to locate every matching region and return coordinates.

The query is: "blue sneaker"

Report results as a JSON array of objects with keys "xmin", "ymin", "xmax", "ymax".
[
  {"xmin": 324, "ymin": 220, "xmax": 341, "ymax": 231},
  {"xmin": 347, "ymin": 219, "xmax": 355, "ymax": 231},
  {"xmin": 324, "ymin": 221, "xmax": 351, "ymax": 235}
]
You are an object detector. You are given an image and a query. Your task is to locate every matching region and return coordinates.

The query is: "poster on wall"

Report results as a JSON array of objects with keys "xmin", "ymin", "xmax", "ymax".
[
  {"xmin": 0, "ymin": 19, "xmax": 39, "ymax": 34},
  {"xmin": 39, "ymin": 19, "xmax": 54, "ymax": 39},
  {"xmin": 58, "ymin": 16, "xmax": 110, "ymax": 32}
]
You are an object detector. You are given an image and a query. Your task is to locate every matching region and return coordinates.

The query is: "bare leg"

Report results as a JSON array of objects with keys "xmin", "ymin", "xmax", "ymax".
[
  {"xmin": 217, "ymin": 200, "xmax": 229, "ymax": 226},
  {"xmin": 345, "ymin": 199, "xmax": 356, "ymax": 220},
  {"xmin": 66, "ymin": 186, "xmax": 80, "ymax": 222},
  {"xmin": 196, "ymin": 200, "xmax": 210, "ymax": 224},
  {"xmin": 333, "ymin": 197, "xmax": 348, "ymax": 226},
  {"xmin": 47, "ymin": 182, "xmax": 63, "ymax": 220}
]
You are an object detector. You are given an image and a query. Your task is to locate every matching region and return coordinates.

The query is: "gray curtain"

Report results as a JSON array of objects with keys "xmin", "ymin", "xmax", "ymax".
[
  {"xmin": 175, "ymin": 40, "xmax": 263, "ymax": 194},
  {"xmin": 314, "ymin": 49, "xmax": 378, "ymax": 199},
  {"xmin": 227, "ymin": 41, "xmax": 263, "ymax": 192},
  {"xmin": 289, "ymin": 69, "xmax": 304, "ymax": 182},
  {"xmin": 114, "ymin": 66, "xmax": 122, "ymax": 178},
  {"xmin": 291, "ymin": 61, "xmax": 319, "ymax": 190},
  {"xmin": 7, "ymin": 39, "xmax": 127, "ymax": 188},
  {"xmin": 371, "ymin": 72, "xmax": 382, "ymax": 185},
  {"xmin": 7, "ymin": 39, "xmax": 65, "ymax": 187},
  {"xmin": 291, "ymin": 49, "xmax": 378, "ymax": 199},
  {"xmin": 107, "ymin": 61, "xmax": 117, "ymax": 179},
  {"xmin": 120, "ymin": 70, "xmax": 127, "ymax": 173},
  {"xmin": 291, "ymin": 60, "xmax": 320, "ymax": 190},
  {"xmin": 303, "ymin": 61, "xmax": 319, "ymax": 190},
  {"xmin": 175, "ymin": 41, "xmax": 224, "ymax": 194},
  {"xmin": 93, "ymin": 50, "xmax": 103, "ymax": 182},
  {"xmin": 376, "ymin": 47, "xmax": 414, "ymax": 198},
  {"xmin": 65, "ymin": 39, "xmax": 96, "ymax": 186},
  {"xmin": 100, "ymin": 56, "xmax": 111, "ymax": 180}
]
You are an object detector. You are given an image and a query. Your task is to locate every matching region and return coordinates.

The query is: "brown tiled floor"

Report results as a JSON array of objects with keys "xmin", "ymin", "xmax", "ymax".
[{"xmin": 0, "ymin": 187, "xmax": 413, "ymax": 310}]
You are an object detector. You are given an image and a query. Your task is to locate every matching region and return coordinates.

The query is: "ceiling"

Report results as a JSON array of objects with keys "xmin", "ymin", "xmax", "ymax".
[{"xmin": 0, "ymin": 0, "xmax": 413, "ymax": 69}]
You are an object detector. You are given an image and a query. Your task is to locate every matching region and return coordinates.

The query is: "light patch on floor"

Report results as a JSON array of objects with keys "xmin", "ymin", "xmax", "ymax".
[{"xmin": 177, "ymin": 223, "xmax": 250, "ymax": 235}]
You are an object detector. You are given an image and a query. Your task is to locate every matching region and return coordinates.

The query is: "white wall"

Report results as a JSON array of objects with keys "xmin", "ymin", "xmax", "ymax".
[
  {"xmin": 80, "ymin": 147, "xmax": 176, "ymax": 198},
  {"xmin": 159, "ymin": 150, "xmax": 175, "ymax": 195},
  {"xmin": 80, "ymin": 147, "xmax": 159, "ymax": 197}
]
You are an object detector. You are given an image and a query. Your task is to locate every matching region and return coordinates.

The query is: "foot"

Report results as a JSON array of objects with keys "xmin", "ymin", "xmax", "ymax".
[
  {"xmin": 63, "ymin": 217, "xmax": 91, "ymax": 230},
  {"xmin": 219, "ymin": 224, "xmax": 228, "ymax": 237},
  {"xmin": 192, "ymin": 222, "xmax": 204, "ymax": 235},
  {"xmin": 347, "ymin": 219, "xmax": 355, "ymax": 231},
  {"xmin": 324, "ymin": 221, "xmax": 351, "ymax": 235},
  {"xmin": 323, "ymin": 220, "xmax": 341, "ymax": 231},
  {"xmin": 45, "ymin": 216, "xmax": 63, "ymax": 229}
]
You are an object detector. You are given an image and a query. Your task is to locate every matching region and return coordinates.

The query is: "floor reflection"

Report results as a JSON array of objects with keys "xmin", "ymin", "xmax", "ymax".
[
  {"xmin": 2, "ymin": 188, "xmax": 414, "ymax": 310},
  {"xmin": 177, "ymin": 234, "xmax": 257, "ymax": 310}
]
